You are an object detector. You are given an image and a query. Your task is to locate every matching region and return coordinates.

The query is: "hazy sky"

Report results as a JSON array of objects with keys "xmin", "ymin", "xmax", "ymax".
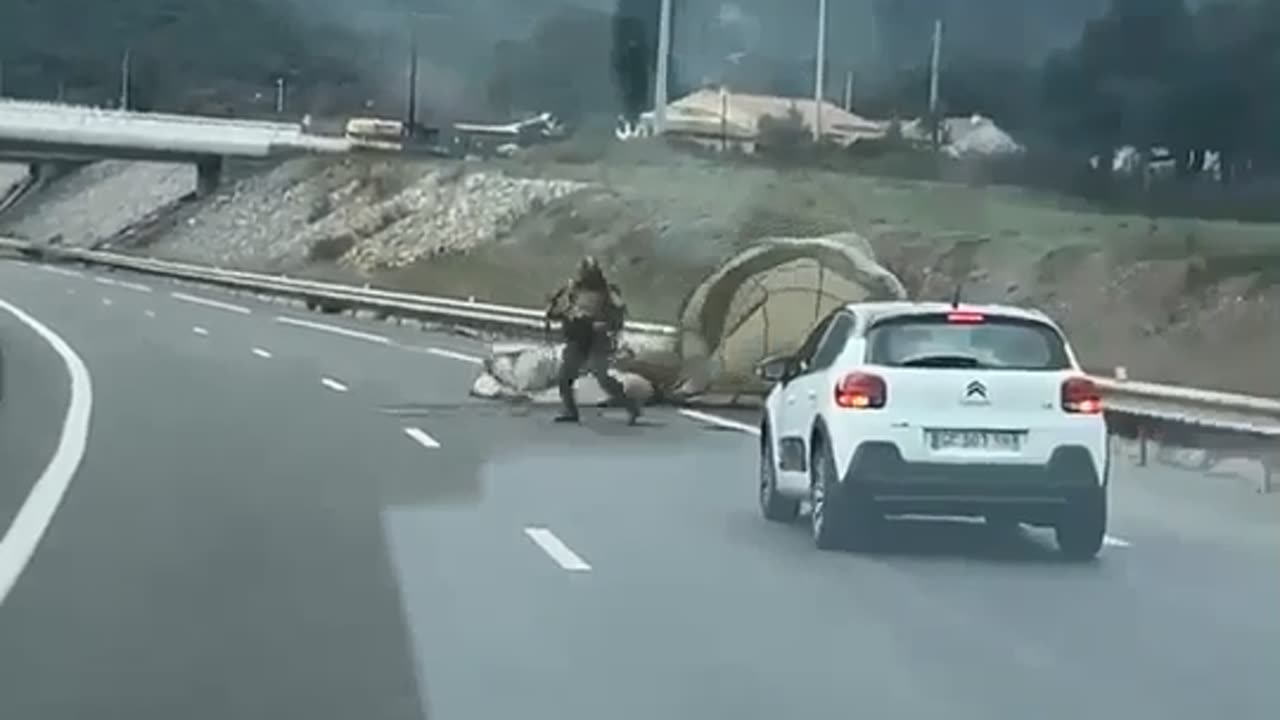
[{"xmin": 274, "ymin": 0, "xmax": 1110, "ymax": 114}]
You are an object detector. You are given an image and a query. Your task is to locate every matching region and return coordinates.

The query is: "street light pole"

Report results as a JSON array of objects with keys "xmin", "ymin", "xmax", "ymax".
[
  {"xmin": 653, "ymin": 0, "xmax": 673, "ymax": 135},
  {"xmin": 407, "ymin": 29, "xmax": 419, "ymax": 134},
  {"xmin": 120, "ymin": 48, "xmax": 132, "ymax": 109},
  {"xmin": 814, "ymin": 0, "xmax": 828, "ymax": 142},
  {"xmin": 928, "ymin": 18, "xmax": 943, "ymax": 149}
]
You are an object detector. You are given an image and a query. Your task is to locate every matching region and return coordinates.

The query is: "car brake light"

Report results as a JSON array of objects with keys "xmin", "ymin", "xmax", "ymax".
[
  {"xmin": 835, "ymin": 372, "xmax": 887, "ymax": 409},
  {"xmin": 946, "ymin": 311, "xmax": 985, "ymax": 324},
  {"xmin": 1061, "ymin": 376, "xmax": 1102, "ymax": 414}
]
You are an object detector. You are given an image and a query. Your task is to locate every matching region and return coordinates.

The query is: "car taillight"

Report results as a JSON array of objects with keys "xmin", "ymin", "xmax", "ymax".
[
  {"xmin": 946, "ymin": 311, "xmax": 985, "ymax": 324},
  {"xmin": 1061, "ymin": 376, "xmax": 1102, "ymax": 414},
  {"xmin": 835, "ymin": 372, "xmax": 887, "ymax": 409}
]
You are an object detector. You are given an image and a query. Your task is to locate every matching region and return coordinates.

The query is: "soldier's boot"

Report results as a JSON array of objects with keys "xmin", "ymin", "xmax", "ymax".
[
  {"xmin": 555, "ymin": 386, "xmax": 580, "ymax": 423},
  {"xmin": 624, "ymin": 396, "xmax": 641, "ymax": 426}
]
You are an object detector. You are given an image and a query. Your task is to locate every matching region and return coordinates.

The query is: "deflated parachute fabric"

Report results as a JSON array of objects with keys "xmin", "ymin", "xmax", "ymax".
[{"xmin": 470, "ymin": 341, "xmax": 655, "ymax": 405}]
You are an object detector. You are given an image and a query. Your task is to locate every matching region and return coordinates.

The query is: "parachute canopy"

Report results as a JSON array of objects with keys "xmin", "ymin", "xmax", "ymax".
[{"xmin": 674, "ymin": 232, "xmax": 907, "ymax": 396}]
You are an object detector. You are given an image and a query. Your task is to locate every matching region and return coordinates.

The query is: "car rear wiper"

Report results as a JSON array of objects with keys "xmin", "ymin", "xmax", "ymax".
[{"xmin": 899, "ymin": 354, "xmax": 982, "ymax": 368}]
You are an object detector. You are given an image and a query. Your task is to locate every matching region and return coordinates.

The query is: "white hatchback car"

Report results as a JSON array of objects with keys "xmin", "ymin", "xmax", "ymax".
[{"xmin": 756, "ymin": 301, "xmax": 1109, "ymax": 560}]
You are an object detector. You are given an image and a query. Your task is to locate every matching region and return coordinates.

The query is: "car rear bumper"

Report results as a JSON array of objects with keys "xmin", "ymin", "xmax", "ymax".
[{"xmin": 841, "ymin": 441, "xmax": 1105, "ymax": 519}]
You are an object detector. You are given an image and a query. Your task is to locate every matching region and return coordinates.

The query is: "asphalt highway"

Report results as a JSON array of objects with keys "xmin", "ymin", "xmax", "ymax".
[{"xmin": 0, "ymin": 258, "xmax": 1278, "ymax": 720}]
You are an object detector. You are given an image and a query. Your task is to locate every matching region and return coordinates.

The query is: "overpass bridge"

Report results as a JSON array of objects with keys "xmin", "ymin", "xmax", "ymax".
[{"xmin": 0, "ymin": 99, "xmax": 350, "ymax": 195}]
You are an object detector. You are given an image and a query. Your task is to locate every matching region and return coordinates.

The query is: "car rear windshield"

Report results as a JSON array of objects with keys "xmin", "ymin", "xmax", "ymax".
[{"xmin": 865, "ymin": 313, "xmax": 1071, "ymax": 370}]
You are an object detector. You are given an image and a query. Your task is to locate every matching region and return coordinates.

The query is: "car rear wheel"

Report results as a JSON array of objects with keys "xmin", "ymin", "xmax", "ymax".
[
  {"xmin": 810, "ymin": 437, "xmax": 878, "ymax": 551},
  {"xmin": 1055, "ymin": 489, "xmax": 1107, "ymax": 561},
  {"xmin": 759, "ymin": 432, "xmax": 800, "ymax": 523}
]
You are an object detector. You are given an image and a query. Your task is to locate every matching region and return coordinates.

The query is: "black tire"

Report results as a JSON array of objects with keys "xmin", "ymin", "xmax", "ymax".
[
  {"xmin": 810, "ymin": 436, "xmax": 878, "ymax": 551},
  {"xmin": 759, "ymin": 431, "xmax": 800, "ymax": 523},
  {"xmin": 1055, "ymin": 489, "xmax": 1107, "ymax": 561}
]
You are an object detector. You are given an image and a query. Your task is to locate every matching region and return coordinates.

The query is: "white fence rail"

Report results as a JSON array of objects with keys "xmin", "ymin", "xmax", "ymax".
[{"xmin": 1, "ymin": 236, "xmax": 1274, "ymax": 490}]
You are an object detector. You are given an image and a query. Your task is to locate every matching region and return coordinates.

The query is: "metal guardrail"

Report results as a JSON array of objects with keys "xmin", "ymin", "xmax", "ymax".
[
  {"xmin": 0, "ymin": 238, "xmax": 676, "ymax": 339},
  {"xmin": 1, "ymin": 236, "xmax": 1274, "ymax": 490}
]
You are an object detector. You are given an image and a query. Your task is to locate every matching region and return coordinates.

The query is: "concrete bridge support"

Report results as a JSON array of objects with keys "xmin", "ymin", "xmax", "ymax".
[{"xmin": 195, "ymin": 155, "xmax": 223, "ymax": 197}]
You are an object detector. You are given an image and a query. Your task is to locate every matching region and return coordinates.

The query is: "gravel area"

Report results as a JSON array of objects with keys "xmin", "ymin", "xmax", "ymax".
[
  {"xmin": 0, "ymin": 161, "xmax": 194, "ymax": 247},
  {"xmin": 149, "ymin": 157, "xmax": 590, "ymax": 275},
  {"xmin": 0, "ymin": 163, "xmax": 27, "ymax": 198}
]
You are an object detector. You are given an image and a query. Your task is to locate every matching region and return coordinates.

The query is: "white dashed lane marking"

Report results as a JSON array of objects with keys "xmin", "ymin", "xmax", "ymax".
[
  {"xmin": 424, "ymin": 347, "xmax": 484, "ymax": 365},
  {"xmin": 171, "ymin": 291, "xmax": 250, "ymax": 315},
  {"xmin": 95, "ymin": 276, "xmax": 151, "ymax": 293},
  {"xmin": 144, "ymin": 310, "xmax": 156, "ymax": 318},
  {"xmin": 678, "ymin": 408, "xmax": 760, "ymax": 436},
  {"xmin": 275, "ymin": 315, "xmax": 389, "ymax": 345},
  {"xmin": 524, "ymin": 528, "xmax": 592, "ymax": 572},
  {"xmin": 101, "ymin": 298, "xmax": 113, "ymax": 306},
  {"xmin": 403, "ymin": 427, "xmax": 441, "ymax": 449},
  {"xmin": 251, "ymin": 347, "xmax": 272, "ymax": 359},
  {"xmin": 192, "ymin": 326, "xmax": 209, "ymax": 336},
  {"xmin": 39, "ymin": 266, "xmax": 83, "ymax": 279},
  {"xmin": 321, "ymin": 378, "xmax": 348, "ymax": 393}
]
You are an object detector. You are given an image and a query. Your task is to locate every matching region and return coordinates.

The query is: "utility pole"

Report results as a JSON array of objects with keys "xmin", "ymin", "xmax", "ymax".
[
  {"xmin": 0, "ymin": 61, "xmax": 6, "ymax": 97},
  {"xmin": 275, "ymin": 77, "xmax": 286, "ymax": 114},
  {"xmin": 406, "ymin": 29, "xmax": 419, "ymax": 135},
  {"xmin": 120, "ymin": 48, "xmax": 132, "ymax": 109},
  {"xmin": 928, "ymin": 19, "xmax": 943, "ymax": 149},
  {"xmin": 843, "ymin": 70, "xmax": 854, "ymax": 112},
  {"xmin": 653, "ymin": 0, "xmax": 673, "ymax": 135},
  {"xmin": 813, "ymin": 0, "xmax": 828, "ymax": 142}
]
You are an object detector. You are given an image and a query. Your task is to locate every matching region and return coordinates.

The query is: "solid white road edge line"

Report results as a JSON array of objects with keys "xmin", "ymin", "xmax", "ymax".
[
  {"xmin": 678, "ymin": 408, "xmax": 760, "ymax": 436},
  {"xmin": 0, "ymin": 298, "xmax": 93, "ymax": 606},
  {"xmin": 252, "ymin": 347, "xmax": 272, "ymax": 359},
  {"xmin": 321, "ymin": 377, "xmax": 348, "ymax": 392},
  {"xmin": 275, "ymin": 315, "xmax": 390, "ymax": 345},
  {"xmin": 403, "ymin": 427, "xmax": 441, "ymax": 449},
  {"xmin": 524, "ymin": 528, "xmax": 592, "ymax": 572},
  {"xmin": 425, "ymin": 347, "xmax": 484, "ymax": 365},
  {"xmin": 171, "ymin": 291, "xmax": 251, "ymax": 315}
]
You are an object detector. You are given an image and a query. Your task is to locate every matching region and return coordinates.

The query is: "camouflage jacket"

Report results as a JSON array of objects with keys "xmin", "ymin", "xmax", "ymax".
[{"xmin": 546, "ymin": 279, "xmax": 626, "ymax": 332}]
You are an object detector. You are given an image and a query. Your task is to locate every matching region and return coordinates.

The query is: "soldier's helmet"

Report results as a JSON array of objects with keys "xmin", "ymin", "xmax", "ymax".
[{"xmin": 576, "ymin": 255, "xmax": 601, "ymax": 278}]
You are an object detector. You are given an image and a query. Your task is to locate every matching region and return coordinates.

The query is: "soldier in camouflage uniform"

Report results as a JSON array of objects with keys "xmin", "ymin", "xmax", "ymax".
[{"xmin": 545, "ymin": 256, "xmax": 641, "ymax": 425}]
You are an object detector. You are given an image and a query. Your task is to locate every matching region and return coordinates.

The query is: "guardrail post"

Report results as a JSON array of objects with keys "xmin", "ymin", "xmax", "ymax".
[
  {"xmin": 1136, "ymin": 426, "xmax": 1149, "ymax": 467},
  {"xmin": 195, "ymin": 155, "xmax": 223, "ymax": 197}
]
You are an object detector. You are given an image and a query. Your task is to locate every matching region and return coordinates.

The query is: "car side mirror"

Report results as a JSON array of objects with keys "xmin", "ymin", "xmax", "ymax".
[{"xmin": 755, "ymin": 356, "xmax": 793, "ymax": 383}]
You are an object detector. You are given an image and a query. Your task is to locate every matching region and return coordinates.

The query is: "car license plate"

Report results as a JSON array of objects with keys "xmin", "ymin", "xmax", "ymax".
[{"xmin": 927, "ymin": 429, "xmax": 1023, "ymax": 452}]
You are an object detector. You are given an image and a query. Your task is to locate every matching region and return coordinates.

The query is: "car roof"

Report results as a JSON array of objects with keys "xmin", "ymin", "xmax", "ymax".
[{"xmin": 842, "ymin": 301, "xmax": 1058, "ymax": 327}]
